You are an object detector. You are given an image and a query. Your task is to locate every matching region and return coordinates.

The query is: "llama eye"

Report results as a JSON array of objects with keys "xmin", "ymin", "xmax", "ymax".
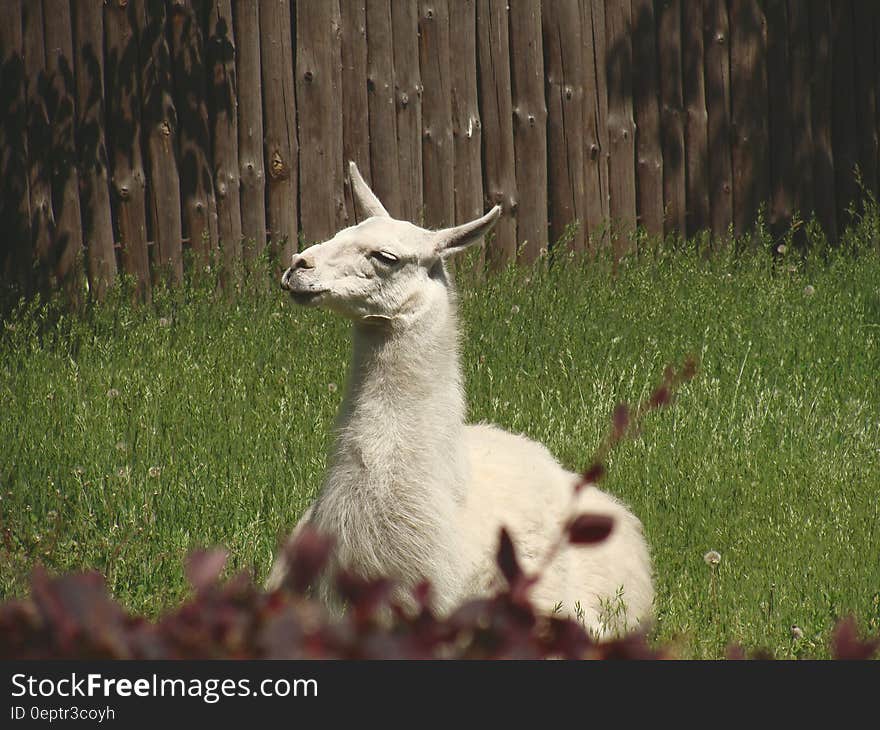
[{"xmin": 370, "ymin": 250, "xmax": 399, "ymax": 265}]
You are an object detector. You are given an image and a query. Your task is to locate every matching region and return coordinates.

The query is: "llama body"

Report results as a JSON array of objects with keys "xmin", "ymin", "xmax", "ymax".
[{"xmin": 267, "ymin": 163, "xmax": 653, "ymax": 634}]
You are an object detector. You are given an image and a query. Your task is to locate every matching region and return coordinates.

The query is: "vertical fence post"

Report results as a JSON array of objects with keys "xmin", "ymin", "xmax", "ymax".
[
  {"xmin": 704, "ymin": 0, "xmax": 733, "ymax": 241},
  {"xmin": 365, "ymin": 0, "xmax": 401, "ymax": 217},
  {"xmin": 830, "ymin": 2, "xmax": 859, "ymax": 230},
  {"xmin": 23, "ymin": 0, "xmax": 56, "ymax": 297},
  {"xmin": 340, "ymin": 0, "xmax": 370, "ymax": 224},
  {"xmin": 419, "ymin": 0, "xmax": 455, "ymax": 231},
  {"xmin": 786, "ymin": 0, "xmax": 814, "ymax": 236},
  {"xmin": 259, "ymin": 0, "xmax": 298, "ymax": 265},
  {"xmin": 392, "ymin": 1, "xmax": 422, "ymax": 223},
  {"xmin": 104, "ymin": 0, "xmax": 151, "ymax": 302},
  {"xmin": 206, "ymin": 0, "xmax": 244, "ymax": 282},
  {"xmin": 0, "ymin": 0, "xmax": 33, "ymax": 297},
  {"xmin": 852, "ymin": 1, "xmax": 878, "ymax": 202},
  {"xmin": 765, "ymin": 0, "xmax": 794, "ymax": 239},
  {"xmin": 542, "ymin": 0, "xmax": 586, "ymax": 253},
  {"xmin": 449, "ymin": 0, "xmax": 483, "ymax": 228},
  {"xmin": 581, "ymin": 0, "xmax": 610, "ymax": 249},
  {"xmin": 658, "ymin": 0, "xmax": 686, "ymax": 237},
  {"xmin": 604, "ymin": 0, "xmax": 637, "ymax": 249},
  {"xmin": 729, "ymin": 0, "xmax": 770, "ymax": 239},
  {"xmin": 509, "ymin": 0, "xmax": 547, "ymax": 260},
  {"xmin": 808, "ymin": 1, "xmax": 836, "ymax": 241},
  {"xmin": 140, "ymin": 0, "xmax": 184, "ymax": 285},
  {"xmin": 43, "ymin": 0, "xmax": 84, "ymax": 306},
  {"xmin": 682, "ymin": 0, "xmax": 710, "ymax": 239},
  {"xmin": 476, "ymin": 0, "xmax": 517, "ymax": 267},
  {"xmin": 169, "ymin": 0, "xmax": 219, "ymax": 267},
  {"xmin": 232, "ymin": 1, "xmax": 266, "ymax": 259},
  {"xmin": 630, "ymin": 0, "xmax": 663, "ymax": 238},
  {"xmin": 297, "ymin": 0, "xmax": 345, "ymax": 244},
  {"xmin": 72, "ymin": 0, "xmax": 116, "ymax": 300}
]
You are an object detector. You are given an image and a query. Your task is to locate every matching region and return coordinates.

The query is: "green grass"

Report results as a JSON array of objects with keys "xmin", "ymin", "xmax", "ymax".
[{"xmin": 1, "ymin": 232, "xmax": 879, "ymax": 658}]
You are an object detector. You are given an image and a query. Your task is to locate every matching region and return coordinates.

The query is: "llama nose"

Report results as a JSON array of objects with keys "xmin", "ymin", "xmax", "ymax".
[{"xmin": 290, "ymin": 253, "xmax": 314, "ymax": 270}]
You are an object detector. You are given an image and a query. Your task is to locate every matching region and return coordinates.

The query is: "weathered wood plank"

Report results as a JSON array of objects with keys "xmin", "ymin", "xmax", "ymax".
[
  {"xmin": 786, "ymin": 0, "xmax": 814, "ymax": 228},
  {"xmin": 365, "ymin": 0, "xmax": 401, "ymax": 217},
  {"xmin": 43, "ymin": 0, "xmax": 84, "ymax": 304},
  {"xmin": 418, "ymin": 0, "xmax": 455, "ymax": 231},
  {"xmin": 206, "ymin": 0, "xmax": 243, "ymax": 278},
  {"xmin": 0, "ymin": 0, "xmax": 33, "ymax": 296},
  {"xmin": 808, "ymin": 0, "xmax": 836, "ymax": 241},
  {"xmin": 604, "ymin": 0, "xmax": 637, "ymax": 248},
  {"xmin": 682, "ymin": 0, "xmax": 710, "ymax": 237},
  {"xmin": 232, "ymin": 0, "xmax": 266, "ymax": 258},
  {"xmin": 830, "ymin": 1, "xmax": 859, "ymax": 229},
  {"xmin": 449, "ymin": 0, "xmax": 483, "ymax": 228},
  {"xmin": 391, "ymin": 1, "xmax": 422, "ymax": 223},
  {"xmin": 630, "ymin": 0, "xmax": 663, "ymax": 237},
  {"xmin": 658, "ymin": 0, "xmax": 686, "ymax": 236},
  {"xmin": 140, "ymin": 0, "xmax": 183, "ymax": 284},
  {"xmin": 508, "ymin": 0, "xmax": 546, "ymax": 260},
  {"xmin": 729, "ymin": 0, "xmax": 770, "ymax": 238},
  {"xmin": 23, "ymin": 0, "xmax": 56, "ymax": 296},
  {"xmin": 581, "ymin": 0, "xmax": 610, "ymax": 247},
  {"xmin": 259, "ymin": 0, "xmax": 298, "ymax": 263},
  {"xmin": 104, "ymin": 0, "xmax": 151, "ymax": 301},
  {"xmin": 296, "ymin": 0, "xmax": 345, "ymax": 243},
  {"xmin": 542, "ymin": 0, "xmax": 585, "ymax": 252},
  {"xmin": 765, "ymin": 0, "xmax": 794, "ymax": 237},
  {"xmin": 704, "ymin": 0, "xmax": 733, "ymax": 239},
  {"xmin": 169, "ymin": 0, "xmax": 218, "ymax": 265},
  {"xmin": 852, "ymin": 0, "xmax": 878, "ymax": 201},
  {"xmin": 340, "ymin": 0, "xmax": 370, "ymax": 224},
  {"xmin": 476, "ymin": 0, "xmax": 517, "ymax": 266}
]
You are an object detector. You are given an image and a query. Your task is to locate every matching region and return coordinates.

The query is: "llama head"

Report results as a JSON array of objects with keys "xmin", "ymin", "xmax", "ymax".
[{"xmin": 281, "ymin": 161, "xmax": 501, "ymax": 324}]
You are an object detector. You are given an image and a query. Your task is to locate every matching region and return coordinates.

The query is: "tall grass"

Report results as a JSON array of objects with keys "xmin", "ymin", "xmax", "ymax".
[{"xmin": 1, "ymin": 223, "xmax": 878, "ymax": 658}]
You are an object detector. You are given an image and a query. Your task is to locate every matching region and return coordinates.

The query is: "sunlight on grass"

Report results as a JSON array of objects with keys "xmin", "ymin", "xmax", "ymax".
[{"xmin": 1, "ymin": 229, "xmax": 878, "ymax": 658}]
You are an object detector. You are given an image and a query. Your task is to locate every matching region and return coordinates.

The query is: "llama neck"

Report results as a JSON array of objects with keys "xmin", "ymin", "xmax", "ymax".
[{"xmin": 331, "ymin": 297, "xmax": 467, "ymax": 501}]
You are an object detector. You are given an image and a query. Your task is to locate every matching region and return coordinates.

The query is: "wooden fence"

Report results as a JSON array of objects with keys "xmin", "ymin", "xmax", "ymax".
[{"xmin": 1, "ymin": 0, "xmax": 878, "ymax": 305}]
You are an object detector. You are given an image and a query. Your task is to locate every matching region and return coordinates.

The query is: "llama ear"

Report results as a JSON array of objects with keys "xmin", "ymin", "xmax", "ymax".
[
  {"xmin": 432, "ymin": 206, "xmax": 502, "ymax": 258},
  {"xmin": 348, "ymin": 161, "xmax": 390, "ymax": 219}
]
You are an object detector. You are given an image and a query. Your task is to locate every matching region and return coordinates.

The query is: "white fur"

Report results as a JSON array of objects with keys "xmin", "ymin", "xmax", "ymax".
[{"xmin": 267, "ymin": 162, "xmax": 654, "ymax": 635}]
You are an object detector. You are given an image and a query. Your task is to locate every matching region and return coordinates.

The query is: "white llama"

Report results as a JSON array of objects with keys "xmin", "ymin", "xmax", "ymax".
[{"xmin": 266, "ymin": 162, "xmax": 654, "ymax": 635}]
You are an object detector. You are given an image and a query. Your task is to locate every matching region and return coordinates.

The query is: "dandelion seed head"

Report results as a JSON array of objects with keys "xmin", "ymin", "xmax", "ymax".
[
  {"xmin": 107, "ymin": 388, "xmax": 120, "ymax": 399},
  {"xmin": 791, "ymin": 625, "xmax": 804, "ymax": 640},
  {"xmin": 776, "ymin": 244, "xmax": 787, "ymax": 255},
  {"xmin": 803, "ymin": 285, "xmax": 815, "ymax": 297},
  {"xmin": 703, "ymin": 550, "xmax": 721, "ymax": 566},
  {"xmin": 148, "ymin": 466, "xmax": 161, "ymax": 478},
  {"xmin": 158, "ymin": 317, "xmax": 171, "ymax": 328},
  {"xmin": 327, "ymin": 382, "xmax": 338, "ymax": 394}
]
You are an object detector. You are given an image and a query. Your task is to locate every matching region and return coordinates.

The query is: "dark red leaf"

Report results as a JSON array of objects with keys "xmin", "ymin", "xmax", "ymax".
[
  {"xmin": 581, "ymin": 462, "xmax": 605, "ymax": 486},
  {"xmin": 612, "ymin": 404, "xmax": 630, "ymax": 440},
  {"xmin": 832, "ymin": 616, "xmax": 880, "ymax": 660},
  {"xmin": 285, "ymin": 526, "xmax": 335, "ymax": 594},
  {"xmin": 496, "ymin": 528, "xmax": 522, "ymax": 587},
  {"xmin": 567, "ymin": 514, "xmax": 614, "ymax": 544},
  {"xmin": 185, "ymin": 549, "xmax": 228, "ymax": 591}
]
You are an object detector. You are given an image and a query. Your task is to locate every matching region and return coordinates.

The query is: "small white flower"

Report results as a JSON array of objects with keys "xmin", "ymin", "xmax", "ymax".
[
  {"xmin": 327, "ymin": 382, "xmax": 338, "ymax": 394},
  {"xmin": 803, "ymin": 285, "xmax": 815, "ymax": 297},
  {"xmin": 703, "ymin": 550, "xmax": 721, "ymax": 566}
]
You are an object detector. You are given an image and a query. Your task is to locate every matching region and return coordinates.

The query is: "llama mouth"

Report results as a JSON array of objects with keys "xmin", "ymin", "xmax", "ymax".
[{"xmin": 288, "ymin": 289, "xmax": 327, "ymax": 306}]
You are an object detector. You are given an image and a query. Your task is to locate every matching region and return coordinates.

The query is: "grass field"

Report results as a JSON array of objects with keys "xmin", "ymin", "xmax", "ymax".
[{"xmin": 1, "ymin": 229, "xmax": 878, "ymax": 658}]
